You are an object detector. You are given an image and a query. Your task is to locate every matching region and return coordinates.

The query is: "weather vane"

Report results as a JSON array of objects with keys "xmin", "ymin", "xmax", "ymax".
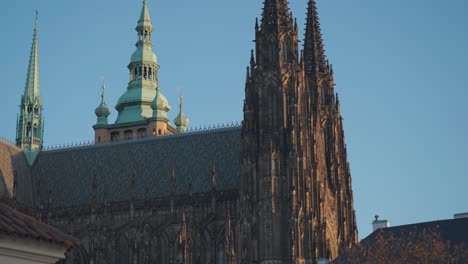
[{"xmin": 176, "ymin": 87, "xmax": 183, "ymax": 97}]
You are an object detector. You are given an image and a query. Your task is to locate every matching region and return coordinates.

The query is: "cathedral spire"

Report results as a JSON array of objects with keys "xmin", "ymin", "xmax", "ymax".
[
  {"xmin": 255, "ymin": 0, "xmax": 298, "ymax": 67},
  {"xmin": 25, "ymin": 10, "xmax": 40, "ymax": 99},
  {"xmin": 16, "ymin": 11, "xmax": 44, "ymax": 165},
  {"xmin": 115, "ymin": 0, "xmax": 164, "ymax": 124},
  {"xmin": 261, "ymin": 0, "xmax": 293, "ymax": 32},
  {"xmin": 304, "ymin": 0, "xmax": 328, "ymax": 77}
]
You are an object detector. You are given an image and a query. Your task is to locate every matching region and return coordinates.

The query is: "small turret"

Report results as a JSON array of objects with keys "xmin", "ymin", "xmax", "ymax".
[
  {"xmin": 173, "ymin": 95, "xmax": 189, "ymax": 133},
  {"xmin": 94, "ymin": 84, "xmax": 111, "ymax": 125}
]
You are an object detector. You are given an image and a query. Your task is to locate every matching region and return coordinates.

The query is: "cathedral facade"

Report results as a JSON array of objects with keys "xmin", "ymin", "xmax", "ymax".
[{"xmin": 0, "ymin": 0, "xmax": 358, "ymax": 263}]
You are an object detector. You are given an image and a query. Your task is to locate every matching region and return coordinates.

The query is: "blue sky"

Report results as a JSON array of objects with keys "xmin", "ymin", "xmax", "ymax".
[{"xmin": 1, "ymin": 0, "xmax": 467, "ymax": 239}]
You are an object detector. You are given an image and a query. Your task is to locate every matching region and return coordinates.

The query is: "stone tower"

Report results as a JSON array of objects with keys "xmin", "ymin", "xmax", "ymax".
[
  {"xmin": 16, "ymin": 12, "xmax": 44, "ymax": 165},
  {"xmin": 239, "ymin": 0, "xmax": 358, "ymax": 262}
]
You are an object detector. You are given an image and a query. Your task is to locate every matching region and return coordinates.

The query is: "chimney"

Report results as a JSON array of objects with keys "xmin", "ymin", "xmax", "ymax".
[
  {"xmin": 454, "ymin": 212, "xmax": 468, "ymax": 219},
  {"xmin": 372, "ymin": 215, "xmax": 390, "ymax": 232}
]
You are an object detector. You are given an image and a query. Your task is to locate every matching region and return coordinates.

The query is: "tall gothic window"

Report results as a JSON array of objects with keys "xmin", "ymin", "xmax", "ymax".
[
  {"xmin": 269, "ymin": 44, "xmax": 277, "ymax": 63},
  {"xmin": 117, "ymin": 236, "xmax": 129, "ymax": 264},
  {"xmin": 282, "ymin": 37, "xmax": 293, "ymax": 63},
  {"xmin": 201, "ymin": 230, "xmax": 211, "ymax": 263}
]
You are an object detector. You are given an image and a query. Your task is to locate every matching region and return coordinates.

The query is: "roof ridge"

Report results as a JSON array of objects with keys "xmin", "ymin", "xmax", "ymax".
[
  {"xmin": 42, "ymin": 125, "xmax": 242, "ymax": 154},
  {"xmin": 0, "ymin": 138, "xmax": 21, "ymax": 150}
]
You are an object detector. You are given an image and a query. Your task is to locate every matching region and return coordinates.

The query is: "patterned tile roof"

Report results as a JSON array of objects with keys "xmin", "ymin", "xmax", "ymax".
[
  {"xmin": 0, "ymin": 140, "xmax": 31, "ymax": 200},
  {"xmin": 32, "ymin": 127, "xmax": 241, "ymax": 208},
  {"xmin": 0, "ymin": 202, "xmax": 78, "ymax": 247}
]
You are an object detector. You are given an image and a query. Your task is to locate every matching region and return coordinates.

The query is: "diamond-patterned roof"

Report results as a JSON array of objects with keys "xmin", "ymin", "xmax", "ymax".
[{"xmin": 32, "ymin": 127, "xmax": 241, "ymax": 208}]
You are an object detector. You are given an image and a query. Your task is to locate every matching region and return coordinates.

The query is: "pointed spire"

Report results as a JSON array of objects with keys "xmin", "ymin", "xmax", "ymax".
[
  {"xmin": 173, "ymin": 95, "xmax": 189, "ymax": 133},
  {"xmin": 304, "ymin": 0, "xmax": 328, "ymax": 77},
  {"xmin": 261, "ymin": 0, "xmax": 292, "ymax": 32},
  {"xmin": 250, "ymin": 49, "xmax": 255, "ymax": 69},
  {"xmin": 137, "ymin": 0, "xmax": 152, "ymax": 29},
  {"xmin": 17, "ymin": 10, "xmax": 44, "ymax": 158},
  {"xmin": 24, "ymin": 10, "xmax": 40, "ymax": 99}
]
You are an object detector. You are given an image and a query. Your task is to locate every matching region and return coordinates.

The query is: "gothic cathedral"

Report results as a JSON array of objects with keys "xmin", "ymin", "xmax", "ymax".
[{"xmin": 1, "ymin": 0, "xmax": 358, "ymax": 263}]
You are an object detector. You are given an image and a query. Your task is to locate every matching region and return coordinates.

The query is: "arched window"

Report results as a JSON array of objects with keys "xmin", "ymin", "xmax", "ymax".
[
  {"xmin": 111, "ymin": 132, "xmax": 120, "ymax": 142},
  {"xmin": 137, "ymin": 128, "xmax": 147, "ymax": 138},
  {"xmin": 124, "ymin": 130, "xmax": 133, "ymax": 140}
]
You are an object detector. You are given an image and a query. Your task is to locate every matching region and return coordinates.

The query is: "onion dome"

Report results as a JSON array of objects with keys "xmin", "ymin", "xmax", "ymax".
[
  {"xmin": 174, "ymin": 96, "xmax": 189, "ymax": 132},
  {"xmin": 151, "ymin": 88, "xmax": 170, "ymax": 121},
  {"xmin": 95, "ymin": 84, "xmax": 111, "ymax": 125}
]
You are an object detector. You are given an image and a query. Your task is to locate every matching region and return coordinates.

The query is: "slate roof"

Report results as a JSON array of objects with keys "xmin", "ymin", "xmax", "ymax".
[
  {"xmin": 0, "ymin": 202, "xmax": 78, "ymax": 247},
  {"xmin": 363, "ymin": 218, "xmax": 468, "ymax": 247},
  {"xmin": 0, "ymin": 140, "xmax": 31, "ymax": 200},
  {"xmin": 32, "ymin": 127, "xmax": 241, "ymax": 208}
]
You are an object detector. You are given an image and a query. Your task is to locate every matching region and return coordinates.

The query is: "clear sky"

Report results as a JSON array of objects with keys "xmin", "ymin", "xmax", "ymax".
[{"xmin": 1, "ymin": 0, "xmax": 467, "ymax": 240}]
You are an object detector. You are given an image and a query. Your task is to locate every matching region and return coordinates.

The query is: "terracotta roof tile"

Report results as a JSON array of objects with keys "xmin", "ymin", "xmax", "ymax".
[{"xmin": 0, "ymin": 203, "xmax": 78, "ymax": 247}]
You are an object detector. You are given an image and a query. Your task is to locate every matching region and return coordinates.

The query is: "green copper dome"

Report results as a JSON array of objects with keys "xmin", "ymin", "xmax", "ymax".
[
  {"xmin": 114, "ymin": 0, "xmax": 168, "ymax": 124},
  {"xmin": 174, "ymin": 96, "xmax": 189, "ymax": 132},
  {"xmin": 151, "ymin": 88, "xmax": 170, "ymax": 121},
  {"xmin": 130, "ymin": 47, "xmax": 157, "ymax": 65},
  {"xmin": 95, "ymin": 84, "xmax": 111, "ymax": 125},
  {"xmin": 95, "ymin": 101, "xmax": 111, "ymax": 117}
]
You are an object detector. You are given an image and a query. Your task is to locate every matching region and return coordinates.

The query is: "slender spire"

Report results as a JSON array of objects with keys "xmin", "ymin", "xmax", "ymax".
[
  {"xmin": 304, "ymin": 0, "xmax": 328, "ymax": 77},
  {"xmin": 137, "ymin": 0, "xmax": 152, "ymax": 29},
  {"xmin": 173, "ymin": 95, "xmax": 189, "ymax": 133},
  {"xmin": 25, "ymin": 9, "xmax": 40, "ymax": 99},
  {"xmin": 16, "ymin": 11, "xmax": 44, "ymax": 163}
]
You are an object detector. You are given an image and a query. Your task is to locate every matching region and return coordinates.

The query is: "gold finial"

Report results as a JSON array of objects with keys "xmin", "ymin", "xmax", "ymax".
[
  {"xmin": 177, "ymin": 87, "xmax": 184, "ymax": 107},
  {"xmin": 100, "ymin": 75, "xmax": 106, "ymax": 100}
]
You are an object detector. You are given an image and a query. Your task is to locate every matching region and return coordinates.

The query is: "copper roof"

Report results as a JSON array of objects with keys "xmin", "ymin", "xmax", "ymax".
[{"xmin": 0, "ymin": 203, "xmax": 78, "ymax": 248}]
